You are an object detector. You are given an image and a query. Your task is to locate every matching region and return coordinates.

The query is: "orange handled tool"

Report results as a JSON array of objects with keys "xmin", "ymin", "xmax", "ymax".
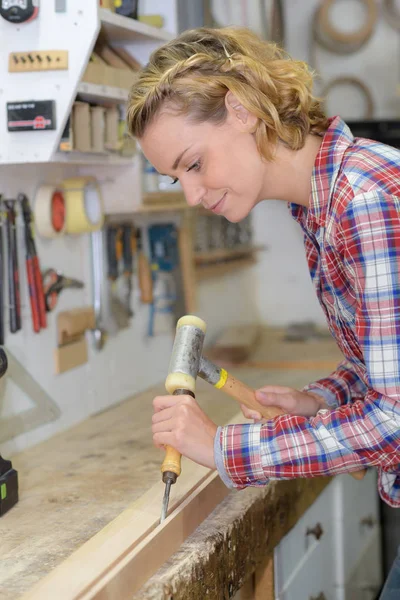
[{"xmin": 20, "ymin": 194, "xmax": 47, "ymax": 332}]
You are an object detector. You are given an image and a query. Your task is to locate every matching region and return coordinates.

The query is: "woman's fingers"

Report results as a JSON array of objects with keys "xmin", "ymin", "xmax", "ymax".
[
  {"xmin": 153, "ymin": 394, "xmax": 189, "ymax": 412},
  {"xmin": 240, "ymin": 403, "xmax": 262, "ymax": 420},
  {"xmin": 152, "ymin": 405, "xmax": 175, "ymax": 424}
]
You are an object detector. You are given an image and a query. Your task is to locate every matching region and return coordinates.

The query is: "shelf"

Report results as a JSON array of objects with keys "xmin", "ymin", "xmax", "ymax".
[
  {"xmin": 195, "ymin": 245, "xmax": 264, "ymax": 265},
  {"xmin": 134, "ymin": 202, "xmax": 190, "ymax": 213},
  {"xmin": 76, "ymin": 82, "xmax": 129, "ymax": 105},
  {"xmin": 143, "ymin": 191, "xmax": 185, "ymax": 204},
  {"xmin": 196, "ymin": 257, "xmax": 257, "ymax": 281},
  {"xmin": 51, "ymin": 151, "xmax": 135, "ymax": 166},
  {"xmin": 99, "ymin": 8, "xmax": 174, "ymax": 43}
]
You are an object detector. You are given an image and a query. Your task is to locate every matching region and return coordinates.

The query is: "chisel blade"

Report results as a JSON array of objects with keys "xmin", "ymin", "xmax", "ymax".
[{"xmin": 160, "ymin": 479, "xmax": 172, "ymax": 524}]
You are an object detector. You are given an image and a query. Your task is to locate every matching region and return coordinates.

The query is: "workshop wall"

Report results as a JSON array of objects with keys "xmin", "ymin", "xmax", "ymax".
[
  {"xmin": 0, "ymin": 1, "xmax": 260, "ymax": 456},
  {"xmin": 212, "ymin": 0, "xmax": 400, "ymax": 326},
  {"xmin": 0, "ymin": 162, "xmax": 257, "ymax": 457}
]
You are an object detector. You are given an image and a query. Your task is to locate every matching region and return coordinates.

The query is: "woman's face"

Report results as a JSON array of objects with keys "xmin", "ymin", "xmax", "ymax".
[{"xmin": 139, "ymin": 99, "xmax": 268, "ymax": 223}]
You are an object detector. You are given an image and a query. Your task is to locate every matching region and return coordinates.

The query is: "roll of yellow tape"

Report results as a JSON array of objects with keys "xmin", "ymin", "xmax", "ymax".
[
  {"xmin": 34, "ymin": 184, "xmax": 66, "ymax": 238},
  {"xmin": 62, "ymin": 177, "xmax": 104, "ymax": 235}
]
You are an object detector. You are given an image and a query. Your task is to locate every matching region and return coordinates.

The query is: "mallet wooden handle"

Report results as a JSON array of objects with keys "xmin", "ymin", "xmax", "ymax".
[
  {"xmin": 218, "ymin": 372, "xmax": 366, "ymax": 481},
  {"xmin": 221, "ymin": 373, "xmax": 285, "ymax": 420}
]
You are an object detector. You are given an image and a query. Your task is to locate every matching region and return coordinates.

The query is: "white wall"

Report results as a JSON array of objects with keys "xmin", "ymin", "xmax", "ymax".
[
  {"xmin": 212, "ymin": 0, "xmax": 400, "ymax": 325},
  {"xmin": 0, "ymin": 161, "xmax": 259, "ymax": 457}
]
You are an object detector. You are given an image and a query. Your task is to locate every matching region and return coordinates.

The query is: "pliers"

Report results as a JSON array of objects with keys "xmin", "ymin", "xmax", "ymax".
[{"xmin": 42, "ymin": 269, "xmax": 84, "ymax": 312}]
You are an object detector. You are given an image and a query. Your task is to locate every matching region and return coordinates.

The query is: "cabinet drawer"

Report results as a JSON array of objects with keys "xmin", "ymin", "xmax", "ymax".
[
  {"xmin": 275, "ymin": 535, "xmax": 336, "ymax": 600},
  {"xmin": 274, "ymin": 481, "xmax": 335, "ymax": 596}
]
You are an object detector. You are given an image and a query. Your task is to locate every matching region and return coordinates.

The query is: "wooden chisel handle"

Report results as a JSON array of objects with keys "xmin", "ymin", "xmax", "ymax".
[
  {"xmin": 161, "ymin": 446, "xmax": 182, "ymax": 478},
  {"xmin": 219, "ymin": 372, "xmax": 366, "ymax": 481}
]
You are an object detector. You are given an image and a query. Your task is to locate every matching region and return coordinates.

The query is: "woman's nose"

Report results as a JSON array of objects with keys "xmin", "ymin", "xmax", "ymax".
[{"xmin": 181, "ymin": 181, "xmax": 206, "ymax": 208}]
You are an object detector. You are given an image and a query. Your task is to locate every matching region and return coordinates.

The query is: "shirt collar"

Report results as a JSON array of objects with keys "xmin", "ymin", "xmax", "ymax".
[{"xmin": 289, "ymin": 116, "xmax": 354, "ymax": 231}]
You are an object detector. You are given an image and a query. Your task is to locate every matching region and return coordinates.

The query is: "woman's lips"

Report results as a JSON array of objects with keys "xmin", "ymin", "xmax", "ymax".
[{"xmin": 209, "ymin": 193, "xmax": 227, "ymax": 214}]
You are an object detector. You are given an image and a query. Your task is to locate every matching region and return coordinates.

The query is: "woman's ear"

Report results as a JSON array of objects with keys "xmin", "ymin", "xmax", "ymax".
[{"xmin": 225, "ymin": 91, "xmax": 258, "ymax": 132}]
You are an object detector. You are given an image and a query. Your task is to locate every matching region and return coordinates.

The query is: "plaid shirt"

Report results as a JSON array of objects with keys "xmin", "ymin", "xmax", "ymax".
[{"xmin": 214, "ymin": 116, "xmax": 400, "ymax": 507}]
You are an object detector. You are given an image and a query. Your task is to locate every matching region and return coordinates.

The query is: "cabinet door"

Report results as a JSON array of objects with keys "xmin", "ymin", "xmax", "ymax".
[
  {"xmin": 274, "ymin": 481, "xmax": 335, "ymax": 599},
  {"xmin": 332, "ymin": 469, "xmax": 382, "ymax": 588}
]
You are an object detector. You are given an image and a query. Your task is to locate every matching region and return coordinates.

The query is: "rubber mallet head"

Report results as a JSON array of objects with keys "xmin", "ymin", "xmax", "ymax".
[{"xmin": 165, "ymin": 315, "xmax": 207, "ymax": 395}]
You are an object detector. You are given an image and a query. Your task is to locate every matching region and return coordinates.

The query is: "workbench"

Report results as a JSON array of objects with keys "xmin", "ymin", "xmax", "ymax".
[{"xmin": 1, "ymin": 329, "xmax": 344, "ymax": 599}]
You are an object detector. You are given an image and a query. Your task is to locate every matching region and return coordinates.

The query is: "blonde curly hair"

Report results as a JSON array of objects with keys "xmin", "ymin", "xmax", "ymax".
[{"xmin": 127, "ymin": 27, "xmax": 329, "ymax": 160}]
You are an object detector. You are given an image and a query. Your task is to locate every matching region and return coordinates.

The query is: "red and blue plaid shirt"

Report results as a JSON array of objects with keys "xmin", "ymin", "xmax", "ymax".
[{"xmin": 214, "ymin": 116, "xmax": 400, "ymax": 507}]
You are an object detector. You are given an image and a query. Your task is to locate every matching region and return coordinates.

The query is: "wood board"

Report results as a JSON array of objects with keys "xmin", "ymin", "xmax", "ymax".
[
  {"xmin": 206, "ymin": 324, "xmax": 261, "ymax": 363},
  {"xmin": 1, "ymin": 327, "xmax": 342, "ymax": 598},
  {"xmin": 21, "ymin": 414, "xmax": 244, "ymax": 600}
]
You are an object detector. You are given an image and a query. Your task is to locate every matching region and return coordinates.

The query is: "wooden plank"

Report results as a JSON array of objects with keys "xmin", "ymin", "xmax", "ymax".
[
  {"xmin": 2, "ymin": 378, "xmax": 241, "ymax": 599},
  {"xmin": 196, "ymin": 257, "xmax": 256, "ymax": 281},
  {"xmin": 21, "ymin": 414, "xmax": 244, "ymax": 600},
  {"xmin": 206, "ymin": 324, "xmax": 261, "ymax": 363},
  {"xmin": 133, "ymin": 477, "xmax": 331, "ymax": 600},
  {"xmin": 194, "ymin": 245, "xmax": 264, "ymax": 265}
]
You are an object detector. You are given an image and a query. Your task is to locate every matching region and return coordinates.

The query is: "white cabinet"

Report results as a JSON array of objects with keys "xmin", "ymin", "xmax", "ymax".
[
  {"xmin": 333, "ymin": 469, "xmax": 382, "ymax": 600},
  {"xmin": 274, "ymin": 482, "xmax": 336, "ymax": 599},
  {"xmin": 274, "ymin": 470, "xmax": 382, "ymax": 600}
]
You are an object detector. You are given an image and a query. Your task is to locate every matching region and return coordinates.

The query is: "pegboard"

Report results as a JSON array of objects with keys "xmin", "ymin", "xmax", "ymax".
[{"xmin": 0, "ymin": 0, "xmax": 99, "ymax": 164}]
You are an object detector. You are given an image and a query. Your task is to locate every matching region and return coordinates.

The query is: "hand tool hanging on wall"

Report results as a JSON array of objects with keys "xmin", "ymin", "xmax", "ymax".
[
  {"xmin": 20, "ymin": 193, "xmax": 47, "ymax": 333},
  {"xmin": 42, "ymin": 269, "xmax": 84, "ymax": 312},
  {"xmin": 4, "ymin": 200, "xmax": 21, "ymax": 334},
  {"xmin": 147, "ymin": 223, "xmax": 180, "ymax": 337},
  {"xmin": 106, "ymin": 226, "xmax": 130, "ymax": 330},
  {"xmin": 90, "ymin": 230, "xmax": 106, "ymax": 351},
  {"xmin": 136, "ymin": 228, "xmax": 153, "ymax": 304},
  {"xmin": 121, "ymin": 224, "xmax": 134, "ymax": 317}
]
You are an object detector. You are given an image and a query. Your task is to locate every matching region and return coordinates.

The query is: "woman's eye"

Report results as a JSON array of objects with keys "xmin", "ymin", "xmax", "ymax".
[
  {"xmin": 187, "ymin": 160, "xmax": 201, "ymax": 173},
  {"xmin": 170, "ymin": 177, "xmax": 179, "ymax": 185}
]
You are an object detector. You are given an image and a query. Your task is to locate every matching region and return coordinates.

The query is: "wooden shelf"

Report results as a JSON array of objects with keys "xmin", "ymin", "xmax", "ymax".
[
  {"xmin": 195, "ymin": 245, "xmax": 264, "ymax": 265},
  {"xmin": 196, "ymin": 257, "xmax": 256, "ymax": 281},
  {"xmin": 137, "ymin": 192, "xmax": 187, "ymax": 212},
  {"xmin": 142, "ymin": 191, "xmax": 185, "ymax": 204},
  {"xmin": 135, "ymin": 202, "xmax": 190, "ymax": 213},
  {"xmin": 51, "ymin": 151, "xmax": 134, "ymax": 166},
  {"xmin": 76, "ymin": 82, "xmax": 129, "ymax": 104},
  {"xmin": 100, "ymin": 8, "xmax": 173, "ymax": 43}
]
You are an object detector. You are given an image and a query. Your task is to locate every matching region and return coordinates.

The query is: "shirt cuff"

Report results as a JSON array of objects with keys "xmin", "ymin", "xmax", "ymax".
[
  {"xmin": 214, "ymin": 426, "xmax": 235, "ymax": 489},
  {"xmin": 218, "ymin": 423, "xmax": 269, "ymax": 487},
  {"xmin": 302, "ymin": 383, "xmax": 339, "ymax": 408}
]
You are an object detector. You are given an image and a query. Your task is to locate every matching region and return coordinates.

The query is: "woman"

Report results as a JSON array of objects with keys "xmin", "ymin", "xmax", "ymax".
[{"xmin": 127, "ymin": 26, "xmax": 400, "ymax": 598}]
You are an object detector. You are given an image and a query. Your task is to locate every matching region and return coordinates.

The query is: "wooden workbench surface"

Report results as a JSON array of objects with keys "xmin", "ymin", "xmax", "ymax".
[{"xmin": 1, "ymin": 328, "xmax": 342, "ymax": 599}]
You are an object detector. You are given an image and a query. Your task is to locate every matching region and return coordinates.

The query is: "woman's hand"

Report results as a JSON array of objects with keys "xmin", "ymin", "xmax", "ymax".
[
  {"xmin": 241, "ymin": 385, "xmax": 329, "ymax": 421},
  {"xmin": 152, "ymin": 394, "xmax": 217, "ymax": 470}
]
